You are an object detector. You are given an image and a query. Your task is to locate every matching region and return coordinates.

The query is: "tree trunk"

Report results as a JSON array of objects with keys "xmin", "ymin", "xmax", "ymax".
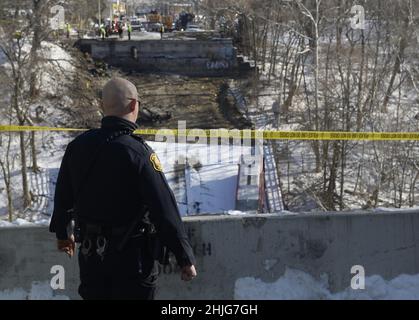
[
  {"xmin": 356, "ymin": 30, "xmax": 366, "ymax": 131},
  {"xmin": 19, "ymin": 131, "xmax": 31, "ymax": 209},
  {"xmin": 313, "ymin": 0, "xmax": 321, "ymax": 173},
  {"xmin": 382, "ymin": 18, "xmax": 409, "ymax": 112},
  {"xmin": 324, "ymin": 141, "xmax": 340, "ymax": 211},
  {"xmin": 7, "ymin": 183, "xmax": 13, "ymax": 221},
  {"xmin": 0, "ymin": 157, "xmax": 14, "ymax": 222},
  {"xmin": 29, "ymin": 0, "xmax": 43, "ymax": 99},
  {"xmin": 30, "ymin": 131, "xmax": 39, "ymax": 172},
  {"xmin": 25, "ymin": 117, "xmax": 40, "ymax": 172}
]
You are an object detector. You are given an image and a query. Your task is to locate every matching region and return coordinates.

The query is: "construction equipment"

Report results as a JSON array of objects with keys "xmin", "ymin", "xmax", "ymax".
[
  {"xmin": 162, "ymin": 16, "xmax": 173, "ymax": 31},
  {"xmin": 147, "ymin": 13, "xmax": 161, "ymax": 24}
]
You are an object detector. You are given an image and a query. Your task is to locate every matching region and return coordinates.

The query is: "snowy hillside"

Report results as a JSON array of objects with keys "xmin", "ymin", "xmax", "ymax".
[{"xmin": 0, "ymin": 40, "xmax": 82, "ymax": 225}]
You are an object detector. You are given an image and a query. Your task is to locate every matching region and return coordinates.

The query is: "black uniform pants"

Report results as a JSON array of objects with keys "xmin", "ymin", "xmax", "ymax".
[{"xmin": 78, "ymin": 236, "xmax": 159, "ymax": 300}]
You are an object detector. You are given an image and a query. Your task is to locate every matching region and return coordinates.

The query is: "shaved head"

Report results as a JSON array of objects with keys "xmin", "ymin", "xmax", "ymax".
[{"xmin": 102, "ymin": 77, "xmax": 139, "ymax": 119}]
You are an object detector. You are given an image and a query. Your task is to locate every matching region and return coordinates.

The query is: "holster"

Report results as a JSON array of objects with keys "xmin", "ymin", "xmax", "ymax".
[
  {"xmin": 158, "ymin": 245, "xmax": 170, "ymax": 266},
  {"xmin": 143, "ymin": 224, "xmax": 171, "ymax": 266}
]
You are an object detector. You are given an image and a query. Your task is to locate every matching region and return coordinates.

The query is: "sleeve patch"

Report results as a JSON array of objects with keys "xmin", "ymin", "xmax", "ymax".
[{"xmin": 150, "ymin": 153, "xmax": 163, "ymax": 172}]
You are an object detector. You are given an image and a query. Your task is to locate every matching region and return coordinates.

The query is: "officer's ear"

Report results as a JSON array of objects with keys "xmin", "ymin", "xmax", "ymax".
[{"xmin": 128, "ymin": 98, "xmax": 137, "ymax": 112}]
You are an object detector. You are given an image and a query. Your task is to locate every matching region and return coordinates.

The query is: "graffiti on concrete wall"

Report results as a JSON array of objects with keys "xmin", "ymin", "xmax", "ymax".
[
  {"xmin": 206, "ymin": 60, "xmax": 229, "ymax": 70},
  {"xmin": 187, "ymin": 227, "xmax": 212, "ymax": 257},
  {"xmin": 158, "ymin": 227, "xmax": 212, "ymax": 275}
]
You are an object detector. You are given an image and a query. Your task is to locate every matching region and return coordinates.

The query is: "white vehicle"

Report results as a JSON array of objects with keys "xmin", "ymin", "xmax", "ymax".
[
  {"xmin": 149, "ymin": 22, "xmax": 162, "ymax": 32},
  {"xmin": 185, "ymin": 24, "xmax": 205, "ymax": 32},
  {"xmin": 137, "ymin": 14, "xmax": 148, "ymax": 24},
  {"xmin": 130, "ymin": 18, "xmax": 143, "ymax": 31}
]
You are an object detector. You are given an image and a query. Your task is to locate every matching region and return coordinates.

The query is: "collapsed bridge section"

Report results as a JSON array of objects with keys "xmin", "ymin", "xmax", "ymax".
[{"xmin": 75, "ymin": 38, "xmax": 251, "ymax": 76}]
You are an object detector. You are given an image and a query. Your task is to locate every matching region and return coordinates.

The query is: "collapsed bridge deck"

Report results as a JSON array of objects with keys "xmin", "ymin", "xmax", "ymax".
[{"xmin": 76, "ymin": 38, "xmax": 252, "ymax": 77}]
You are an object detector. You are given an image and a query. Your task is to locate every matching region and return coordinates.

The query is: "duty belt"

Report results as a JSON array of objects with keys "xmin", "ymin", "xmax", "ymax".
[
  {"xmin": 78, "ymin": 222, "xmax": 148, "ymax": 261},
  {"xmin": 81, "ymin": 223, "xmax": 146, "ymax": 238}
]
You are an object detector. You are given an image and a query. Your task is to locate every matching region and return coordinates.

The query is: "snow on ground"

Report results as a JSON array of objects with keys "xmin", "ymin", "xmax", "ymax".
[
  {"xmin": 38, "ymin": 41, "xmax": 75, "ymax": 96},
  {"xmin": 147, "ymin": 141, "xmax": 257, "ymax": 215},
  {"xmin": 42, "ymin": 42, "xmax": 73, "ymax": 65},
  {"xmin": 234, "ymin": 268, "xmax": 419, "ymax": 300},
  {"xmin": 224, "ymin": 210, "xmax": 248, "ymax": 215},
  {"xmin": 185, "ymin": 163, "xmax": 237, "ymax": 214},
  {"xmin": 0, "ymin": 218, "xmax": 37, "ymax": 227},
  {"xmin": 0, "ymin": 134, "xmax": 73, "ymax": 225},
  {"xmin": 0, "ymin": 138, "xmax": 257, "ymax": 224},
  {"xmin": 374, "ymin": 207, "xmax": 419, "ymax": 212},
  {"xmin": 0, "ymin": 281, "xmax": 69, "ymax": 300}
]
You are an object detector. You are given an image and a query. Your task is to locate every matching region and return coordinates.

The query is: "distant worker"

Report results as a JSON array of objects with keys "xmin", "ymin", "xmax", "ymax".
[
  {"xmin": 66, "ymin": 23, "xmax": 71, "ymax": 39},
  {"xmin": 100, "ymin": 24, "xmax": 106, "ymax": 40},
  {"xmin": 118, "ymin": 22, "xmax": 123, "ymax": 39},
  {"xmin": 127, "ymin": 22, "xmax": 132, "ymax": 40},
  {"xmin": 49, "ymin": 77, "xmax": 197, "ymax": 300},
  {"xmin": 160, "ymin": 24, "xmax": 164, "ymax": 40},
  {"xmin": 13, "ymin": 30, "xmax": 22, "ymax": 41}
]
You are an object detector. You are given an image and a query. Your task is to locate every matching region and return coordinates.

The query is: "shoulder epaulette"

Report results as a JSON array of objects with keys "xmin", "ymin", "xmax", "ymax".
[
  {"xmin": 130, "ymin": 134, "xmax": 155, "ymax": 153},
  {"xmin": 129, "ymin": 133, "xmax": 145, "ymax": 144}
]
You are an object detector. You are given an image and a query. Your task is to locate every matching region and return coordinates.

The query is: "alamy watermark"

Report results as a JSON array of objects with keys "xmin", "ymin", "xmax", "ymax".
[
  {"xmin": 50, "ymin": 5, "xmax": 65, "ymax": 30},
  {"xmin": 153, "ymin": 121, "xmax": 264, "ymax": 168},
  {"xmin": 350, "ymin": 5, "xmax": 365, "ymax": 30},
  {"xmin": 351, "ymin": 265, "xmax": 366, "ymax": 290},
  {"xmin": 50, "ymin": 265, "xmax": 65, "ymax": 290}
]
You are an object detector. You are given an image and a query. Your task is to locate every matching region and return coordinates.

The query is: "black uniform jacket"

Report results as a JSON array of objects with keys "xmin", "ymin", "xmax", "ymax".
[{"xmin": 49, "ymin": 116, "xmax": 196, "ymax": 267}]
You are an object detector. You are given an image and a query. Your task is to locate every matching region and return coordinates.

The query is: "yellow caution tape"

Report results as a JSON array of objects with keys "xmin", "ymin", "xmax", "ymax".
[
  {"xmin": 140, "ymin": 129, "xmax": 419, "ymax": 141},
  {"xmin": 1, "ymin": 125, "xmax": 419, "ymax": 141},
  {"xmin": 0, "ymin": 125, "xmax": 86, "ymax": 132}
]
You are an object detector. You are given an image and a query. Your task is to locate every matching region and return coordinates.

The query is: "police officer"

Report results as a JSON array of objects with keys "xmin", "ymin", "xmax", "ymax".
[
  {"xmin": 66, "ymin": 23, "xmax": 71, "ymax": 39},
  {"xmin": 127, "ymin": 22, "xmax": 132, "ymax": 41},
  {"xmin": 49, "ymin": 77, "xmax": 197, "ymax": 300},
  {"xmin": 100, "ymin": 24, "xmax": 106, "ymax": 40},
  {"xmin": 160, "ymin": 24, "xmax": 165, "ymax": 40},
  {"xmin": 118, "ymin": 21, "xmax": 124, "ymax": 39}
]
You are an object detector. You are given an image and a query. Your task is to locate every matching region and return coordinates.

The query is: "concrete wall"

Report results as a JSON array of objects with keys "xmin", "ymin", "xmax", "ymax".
[
  {"xmin": 76, "ymin": 39, "xmax": 238, "ymax": 76},
  {"xmin": 236, "ymin": 155, "xmax": 264, "ymax": 212},
  {"xmin": 1, "ymin": 210, "xmax": 419, "ymax": 299}
]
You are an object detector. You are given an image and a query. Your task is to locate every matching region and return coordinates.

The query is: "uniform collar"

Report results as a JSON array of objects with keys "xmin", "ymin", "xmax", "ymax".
[{"xmin": 101, "ymin": 116, "xmax": 138, "ymax": 132}]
